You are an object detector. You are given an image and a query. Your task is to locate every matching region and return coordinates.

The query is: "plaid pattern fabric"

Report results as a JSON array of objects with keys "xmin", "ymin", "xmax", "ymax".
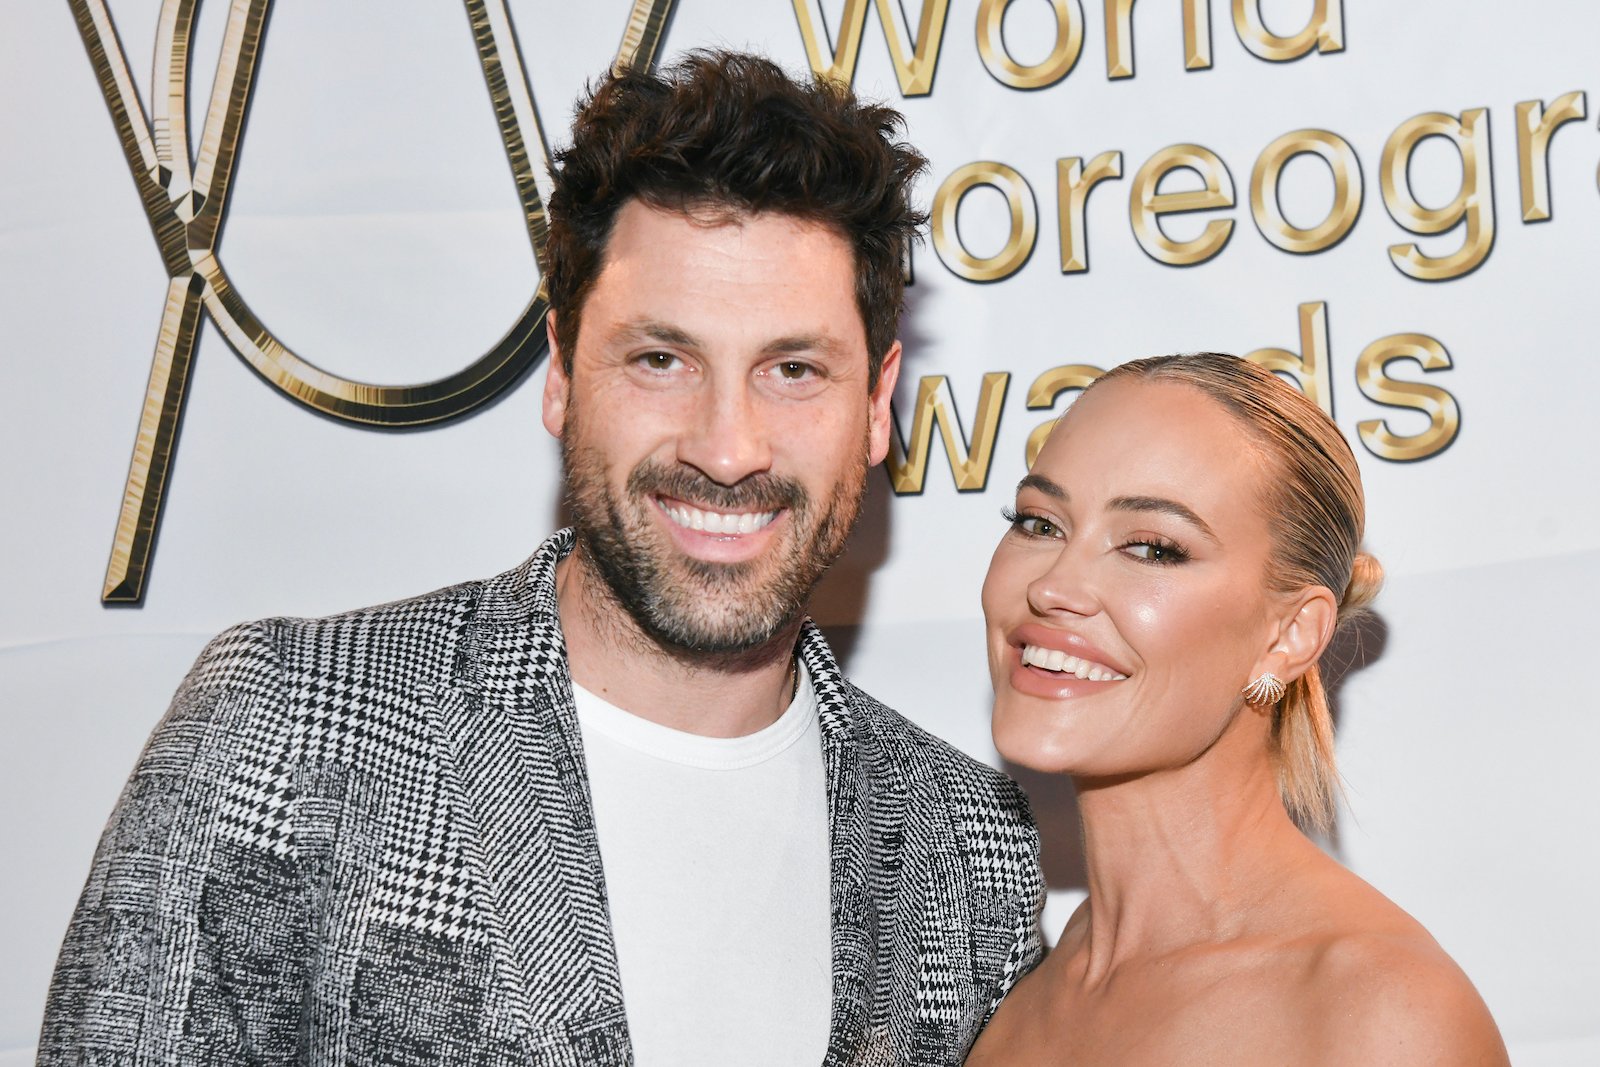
[{"xmin": 40, "ymin": 530, "xmax": 1044, "ymax": 1065}]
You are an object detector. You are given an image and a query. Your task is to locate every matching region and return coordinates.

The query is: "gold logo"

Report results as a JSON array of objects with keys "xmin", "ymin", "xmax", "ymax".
[{"xmin": 71, "ymin": 0, "xmax": 677, "ymax": 603}]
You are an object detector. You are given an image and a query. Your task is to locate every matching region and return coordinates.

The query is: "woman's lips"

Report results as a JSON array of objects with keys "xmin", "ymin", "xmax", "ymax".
[
  {"xmin": 1005, "ymin": 624, "xmax": 1132, "ymax": 698},
  {"xmin": 1020, "ymin": 644, "xmax": 1128, "ymax": 682},
  {"xmin": 1010, "ymin": 623, "xmax": 1132, "ymax": 675}
]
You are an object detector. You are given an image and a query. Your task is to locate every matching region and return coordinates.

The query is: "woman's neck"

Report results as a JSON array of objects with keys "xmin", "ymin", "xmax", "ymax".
[{"xmin": 1069, "ymin": 712, "xmax": 1324, "ymax": 985}]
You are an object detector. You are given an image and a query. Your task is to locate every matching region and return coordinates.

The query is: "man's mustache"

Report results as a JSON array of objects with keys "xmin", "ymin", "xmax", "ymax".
[{"xmin": 626, "ymin": 461, "xmax": 806, "ymax": 515}]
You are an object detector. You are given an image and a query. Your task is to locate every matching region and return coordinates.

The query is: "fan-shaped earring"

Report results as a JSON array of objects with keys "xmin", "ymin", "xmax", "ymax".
[{"xmin": 1242, "ymin": 673, "xmax": 1286, "ymax": 705}]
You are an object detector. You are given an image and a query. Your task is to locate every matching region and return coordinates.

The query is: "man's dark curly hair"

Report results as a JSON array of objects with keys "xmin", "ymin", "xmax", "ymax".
[{"xmin": 544, "ymin": 50, "xmax": 928, "ymax": 387}]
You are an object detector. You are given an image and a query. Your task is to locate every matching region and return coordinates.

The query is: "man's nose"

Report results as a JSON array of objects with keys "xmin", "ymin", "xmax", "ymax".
[{"xmin": 676, "ymin": 376, "xmax": 774, "ymax": 487}]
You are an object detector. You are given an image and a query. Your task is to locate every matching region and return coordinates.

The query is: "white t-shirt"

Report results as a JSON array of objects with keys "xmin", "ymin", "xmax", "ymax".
[{"xmin": 572, "ymin": 665, "xmax": 833, "ymax": 1065}]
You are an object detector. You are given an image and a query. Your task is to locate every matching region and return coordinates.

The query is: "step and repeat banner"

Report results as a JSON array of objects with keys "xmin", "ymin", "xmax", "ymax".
[{"xmin": 3, "ymin": 0, "xmax": 1596, "ymax": 1061}]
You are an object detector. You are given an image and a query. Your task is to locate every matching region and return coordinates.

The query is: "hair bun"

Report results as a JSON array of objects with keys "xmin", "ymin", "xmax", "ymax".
[{"xmin": 1339, "ymin": 550, "xmax": 1384, "ymax": 624}]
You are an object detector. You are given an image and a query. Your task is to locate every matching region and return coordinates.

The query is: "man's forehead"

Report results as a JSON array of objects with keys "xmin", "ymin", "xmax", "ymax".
[
  {"xmin": 635, "ymin": 195, "xmax": 846, "ymax": 234},
  {"xmin": 580, "ymin": 202, "xmax": 869, "ymax": 355},
  {"xmin": 604, "ymin": 198, "xmax": 852, "ymax": 258}
]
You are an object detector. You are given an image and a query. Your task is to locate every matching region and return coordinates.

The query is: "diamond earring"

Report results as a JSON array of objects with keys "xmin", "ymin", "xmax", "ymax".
[{"xmin": 1242, "ymin": 672, "xmax": 1286, "ymax": 705}]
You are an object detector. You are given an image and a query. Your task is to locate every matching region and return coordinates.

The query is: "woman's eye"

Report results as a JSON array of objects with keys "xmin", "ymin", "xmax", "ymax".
[
  {"xmin": 1003, "ymin": 508, "xmax": 1062, "ymax": 539},
  {"xmin": 1125, "ymin": 539, "xmax": 1188, "ymax": 564}
]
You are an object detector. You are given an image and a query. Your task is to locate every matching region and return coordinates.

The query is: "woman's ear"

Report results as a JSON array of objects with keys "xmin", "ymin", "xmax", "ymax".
[{"xmin": 1258, "ymin": 586, "xmax": 1339, "ymax": 685}]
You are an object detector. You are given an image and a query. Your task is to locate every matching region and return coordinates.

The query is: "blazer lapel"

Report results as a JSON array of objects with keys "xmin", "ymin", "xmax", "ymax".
[
  {"xmin": 801, "ymin": 623, "xmax": 879, "ymax": 1063},
  {"xmin": 431, "ymin": 532, "xmax": 630, "ymax": 1056}
]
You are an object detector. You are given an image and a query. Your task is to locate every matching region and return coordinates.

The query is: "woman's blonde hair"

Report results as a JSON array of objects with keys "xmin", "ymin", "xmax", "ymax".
[{"xmin": 1088, "ymin": 353, "xmax": 1383, "ymax": 830}]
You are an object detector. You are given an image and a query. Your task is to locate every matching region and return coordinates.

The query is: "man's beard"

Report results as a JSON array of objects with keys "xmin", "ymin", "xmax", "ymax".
[{"xmin": 561, "ymin": 424, "xmax": 867, "ymax": 657}]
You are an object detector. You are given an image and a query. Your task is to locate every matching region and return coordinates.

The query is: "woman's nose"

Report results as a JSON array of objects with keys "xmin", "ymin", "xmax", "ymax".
[{"xmin": 1026, "ymin": 546, "xmax": 1100, "ymax": 618}]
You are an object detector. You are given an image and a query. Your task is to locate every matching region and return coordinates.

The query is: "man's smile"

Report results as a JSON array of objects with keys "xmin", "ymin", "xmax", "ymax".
[{"xmin": 656, "ymin": 496, "xmax": 782, "ymax": 536}]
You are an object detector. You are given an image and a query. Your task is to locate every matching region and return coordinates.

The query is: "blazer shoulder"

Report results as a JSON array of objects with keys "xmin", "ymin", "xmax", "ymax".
[
  {"xmin": 156, "ymin": 577, "xmax": 487, "ymax": 783},
  {"xmin": 117, "ymin": 579, "xmax": 490, "ymax": 865},
  {"xmin": 183, "ymin": 577, "xmax": 484, "ymax": 691},
  {"xmin": 256, "ymin": 577, "xmax": 486, "ymax": 691},
  {"xmin": 845, "ymin": 682, "xmax": 1037, "ymax": 833},
  {"xmin": 179, "ymin": 617, "xmax": 290, "ymax": 699}
]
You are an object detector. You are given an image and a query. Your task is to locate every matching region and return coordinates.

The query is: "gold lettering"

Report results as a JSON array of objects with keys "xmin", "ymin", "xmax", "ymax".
[
  {"xmin": 1024, "ymin": 364, "xmax": 1105, "ymax": 467},
  {"xmin": 1245, "ymin": 301, "xmax": 1332, "ymax": 417},
  {"xmin": 1250, "ymin": 129, "xmax": 1362, "ymax": 254},
  {"xmin": 1381, "ymin": 108, "xmax": 1494, "ymax": 281},
  {"xmin": 1057, "ymin": 152, "xmax": 1124, "ymax": 272},
  {"xmin": 71, "ymin": 0, "xmax": 270, "ymax": 602},
  {"xmin": 1104, "ymin": 0, "xmax": 1212, "ymax": 79},
  {"xmin": 71, "ymin": 0, "xmax": 676, "ymax": 602},
  {"xmin": 1355, "ymin": 334, "xmax": 1461, "ymax": 462},
  {"xmin": 790, "ymin": 0, "xmax": 952, "ymax": 96},
  {"xmin": 888, "ymin": 374, "xmax": 1012, "ymax": 492},
  {"xmin": 932, "ymin": 162, "xmax": 1040, "ymax": 282},
  {"xmin": 1231, "ymin": 0, "xmax": 1343, "ymax": 62},
  {"xmin": 978, "ymin": 0, "xmax": 1083, "ymax": 90},
  {"xmin": 1515, "ymin": 91, "xmax": 1587, "ymax": 222},
  {"xmin": 1130, "ymin": 144, "xmax": 1235, "ymax": 266}
]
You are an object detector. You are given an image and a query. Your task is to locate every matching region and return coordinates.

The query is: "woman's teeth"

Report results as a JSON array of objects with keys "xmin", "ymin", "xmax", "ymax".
[
  {"xmin": 663, "ymin": 501, "xmax": 778, "ymax": 535},
  {"xmin": 1020, "ymin": 644, "xmax": 1128, "ymax": 682}
]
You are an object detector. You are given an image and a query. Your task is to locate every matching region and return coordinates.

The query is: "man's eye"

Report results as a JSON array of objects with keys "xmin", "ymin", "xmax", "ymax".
[
  {"xmin": 775, "ymin": 360, "xmax": 814, "ymax": 380},
  {"xmin": 638, "ymin": 351, "xmax": 680, "ymax": 372}
]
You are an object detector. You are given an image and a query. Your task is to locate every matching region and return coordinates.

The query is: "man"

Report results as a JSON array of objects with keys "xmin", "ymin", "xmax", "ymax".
[{"xmin": 41, "ymin": 52, "xmax": 1043, "ymax": 1065}]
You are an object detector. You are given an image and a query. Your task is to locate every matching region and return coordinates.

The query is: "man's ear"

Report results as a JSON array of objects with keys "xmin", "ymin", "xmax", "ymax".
[
  {"xmin": 866, "ymin": 340, "xmax": 903, "ymax": 467},
  {"xmin": 1255, "ymin": 586, "xmax": 1339, "ymax": 687},
  {"xmin": 542, "ymin": 311, "xmax": 570, "ymax": 439}
]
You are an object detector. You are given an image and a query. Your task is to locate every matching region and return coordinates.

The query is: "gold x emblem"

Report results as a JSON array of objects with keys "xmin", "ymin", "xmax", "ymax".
[{"xmin": 70, "ymin": 0, "xmax": 677, "ymax": 603}]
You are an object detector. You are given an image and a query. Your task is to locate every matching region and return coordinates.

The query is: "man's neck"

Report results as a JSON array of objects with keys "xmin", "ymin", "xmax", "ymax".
[{"xmin": 554, "ymin": 550, "xmax": 801, "ymax": 738}]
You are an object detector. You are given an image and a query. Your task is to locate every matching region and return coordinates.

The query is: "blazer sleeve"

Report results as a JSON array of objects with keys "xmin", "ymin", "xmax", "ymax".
[
  {"xmin": 985, "ymin": 777, "xmax": 1046, "ymax": 1018},
  {"xmin": 989, "ymin": 865, "xmax": 1045, "ymax": 1016},
  {"xmin": 37, "ymin": 622, "xmax": 313, "ymax": 1066}
]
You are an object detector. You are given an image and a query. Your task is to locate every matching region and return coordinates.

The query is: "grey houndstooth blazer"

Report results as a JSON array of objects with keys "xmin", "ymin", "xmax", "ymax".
[{"xmin": 40, "ymin": 530, "xmax": 1044, "ymax": 1065}]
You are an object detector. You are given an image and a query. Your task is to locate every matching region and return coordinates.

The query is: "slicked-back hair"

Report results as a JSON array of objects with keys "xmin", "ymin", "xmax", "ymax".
[
  {"xmin": 1088, "ymin": 353, "xmax": 1383, "ymax": 832},
  {"xmin": 544, "ymin": 50, "xmax": 928, "ymax": 387}
]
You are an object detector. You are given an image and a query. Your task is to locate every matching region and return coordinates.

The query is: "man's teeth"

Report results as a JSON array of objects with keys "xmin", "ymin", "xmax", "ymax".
[
  {"xmin": 663, "ymin": 502, "xmax": 779, "ymax": 535},
  {"xmin": 1020, "ymin": 645, "xmax": 1128, "ymax": 681}
]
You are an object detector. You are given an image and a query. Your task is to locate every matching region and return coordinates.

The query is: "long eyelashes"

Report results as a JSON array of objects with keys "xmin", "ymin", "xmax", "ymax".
[
  {"xmin": 1002, "ymin": 506, "xmax": 1191, "ymax": 565},
  {"xmin": 1122, "ymin": 536, "xmax": 1190, "ymax": 566},
  {"xmin": 1000, "ymin": 506, "xmax": 1062, "ymax": 539}
]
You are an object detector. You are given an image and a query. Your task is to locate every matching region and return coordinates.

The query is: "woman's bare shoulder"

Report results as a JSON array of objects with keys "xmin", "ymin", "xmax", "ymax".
[{"xmin": 1291, "ymin": 870, "xmax": 1508, "ymax": 1066}]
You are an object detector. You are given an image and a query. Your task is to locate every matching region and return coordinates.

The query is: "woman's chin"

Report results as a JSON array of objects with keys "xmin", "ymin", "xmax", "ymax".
[{"xmin": 991, "ymin": 716, "xmax": 1092, "ymax": 776}]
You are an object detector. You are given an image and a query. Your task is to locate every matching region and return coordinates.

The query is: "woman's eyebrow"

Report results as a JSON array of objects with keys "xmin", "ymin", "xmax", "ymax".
[
  {"xmin": 1109, "ymin": 495, "xmax": 1219, "ymax": 544},
  {"xmin": 1015, "ymin": 477, "xmax": 1219, "ymax": 545},
  {"xmin": 1016, "ymin": 473, "xmax": 1068, "ymax": 499}
]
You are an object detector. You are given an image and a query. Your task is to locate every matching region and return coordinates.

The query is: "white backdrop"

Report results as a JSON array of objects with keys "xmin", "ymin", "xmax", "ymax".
[{"xmin": 4, "ymin": 1, "xmax": 1598, "ymax": 1062}]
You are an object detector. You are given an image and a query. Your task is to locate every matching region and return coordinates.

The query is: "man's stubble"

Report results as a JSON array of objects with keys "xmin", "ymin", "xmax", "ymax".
[{"xmin": 560, "ymin": 390, "xmax": 870, "ymax": 657}]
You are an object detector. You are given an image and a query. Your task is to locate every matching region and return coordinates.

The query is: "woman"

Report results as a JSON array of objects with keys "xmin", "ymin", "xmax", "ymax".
[{"xmin": 969, "ymin": 354, "xmax": 1507, "ymax": 1065}]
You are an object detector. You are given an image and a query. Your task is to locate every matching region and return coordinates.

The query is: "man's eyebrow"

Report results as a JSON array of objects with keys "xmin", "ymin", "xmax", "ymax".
[
  {"xmin": 1016, "ymin": 473, "xmax": 1068, "ymax": 499},
  {"xmin": 610, "ymin": 319, "xmax": 699, "ymax": 348},
  {"xmin": 762, "ymin": 333, "xmax": 843, "ymax": 357},
  {"xmin": 607, "ymin": 322, "xmax": 842, "ymax": 357},
  {"xmin": 1109, "ymin": 495, "xmax": 1219, "ymax": 543}
]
